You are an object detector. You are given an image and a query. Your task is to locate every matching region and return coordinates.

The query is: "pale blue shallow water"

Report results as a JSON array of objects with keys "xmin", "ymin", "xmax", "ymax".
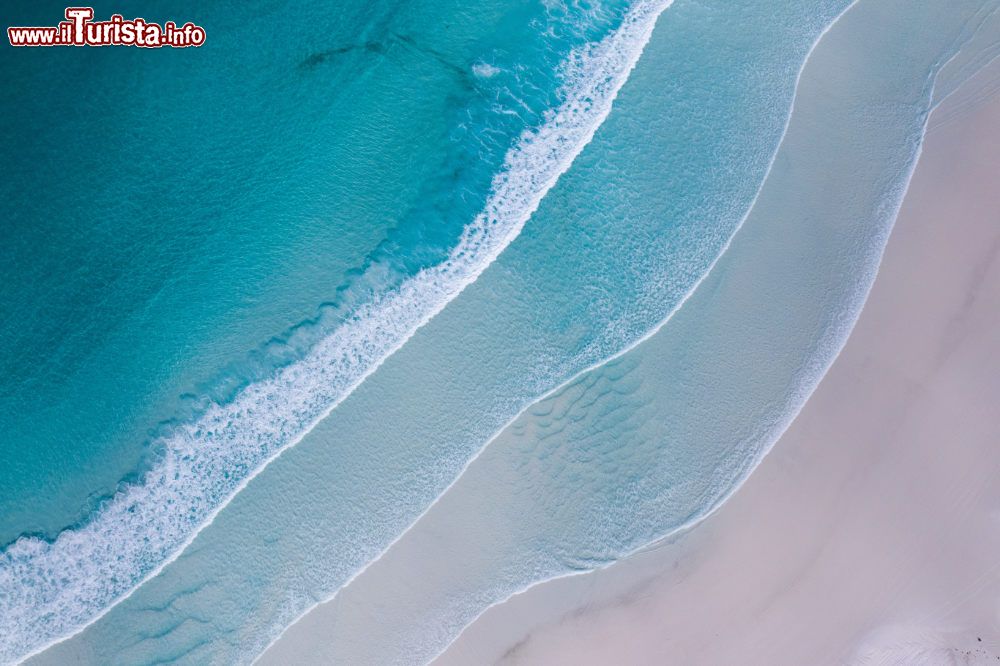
[
  {"xmin": 264, "ymin": 2, "xmax": 1000, "ymax": 662},
  {"xmin": 17, "ymin": 0, "xmax": 848, "ymax": 661},
  {"xmin": 3, "ymin": 0, "xmax": 996, "ymax": 663},
  {"xmin": 2, "ymin": 0, "xmax": 638, "ymax": 659}
]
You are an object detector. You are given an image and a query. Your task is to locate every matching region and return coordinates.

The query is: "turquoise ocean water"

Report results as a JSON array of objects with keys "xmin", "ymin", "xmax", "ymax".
[
  {"xmin": 3, "ymin": 0, "xmax": 998, "ymax": 664},
  {"xmin": 262, "ymin": 2, "xmax": 1000, "ymax": 662}
]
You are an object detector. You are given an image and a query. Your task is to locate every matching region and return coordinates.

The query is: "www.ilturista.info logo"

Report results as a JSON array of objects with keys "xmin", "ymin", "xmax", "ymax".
[{"xmin": 7, "ymin": 7, "xmax": 205, "ymax": 47}]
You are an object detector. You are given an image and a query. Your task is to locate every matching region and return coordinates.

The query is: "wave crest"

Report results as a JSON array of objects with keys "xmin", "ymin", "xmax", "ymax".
[{"xmin": 0, "ymin": 2, "xmax": 670, "ymax": 662}]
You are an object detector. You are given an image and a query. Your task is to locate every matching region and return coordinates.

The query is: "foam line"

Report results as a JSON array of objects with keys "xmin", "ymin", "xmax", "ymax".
[
  {"xmin": 0, "ymin": 2, "xmax": 678, "ymax": 663},
  {"xmin": 426, "ymin": 3, "xmax": 999, "ymax": 662},
  {"xmin": 249, "ymin": 0, "xmax": 687, "ymax": 661},
  {"xmin": 258, "ymin": 3, "xmax": 996, "ymax": 662},
  {"xmin": 252, "ymin": 0, "xmax": 857, "ymax": 660}
]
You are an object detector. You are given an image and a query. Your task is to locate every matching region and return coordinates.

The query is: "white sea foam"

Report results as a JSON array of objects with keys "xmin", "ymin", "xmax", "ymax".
[
  {"xmin": 471, "ymin": 62, "xmax": 501, "ymax": 78},
  {"xmin": 0, "ymin": 2, "xmax": 671, "ymax": 663}
]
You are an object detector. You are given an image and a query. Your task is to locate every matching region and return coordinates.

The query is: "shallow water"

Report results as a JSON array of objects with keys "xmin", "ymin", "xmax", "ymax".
[
  {"xmin": 5, "ymin": 0, "xmax": 996, "ymax": 663},
  {"xmin": 258, "ymin": 2, "xmax": 1000, "ymax": 662},
  {"xmin": 1, "ymin": 0, "xmax": 648, "ymax": 660},
  {"xmin": 20, "ymin": 0, "xmax": 852, "ymax": 663}
]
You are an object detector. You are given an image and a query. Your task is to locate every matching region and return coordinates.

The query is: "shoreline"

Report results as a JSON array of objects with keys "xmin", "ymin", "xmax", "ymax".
[
  {"xmin": 8, "ymin": 4, "xmax": 680, "ymax": 665},
  {"xmin": 434, "ymin": 47, "xmax": 1000, "ymax": 666},
  {"xmin": 255, "ymin": 2, "xmax": 994, "ymax": 663},
  {"xmin": 254, "ymin": 3, "xmax": 865, "ymax": 662}
]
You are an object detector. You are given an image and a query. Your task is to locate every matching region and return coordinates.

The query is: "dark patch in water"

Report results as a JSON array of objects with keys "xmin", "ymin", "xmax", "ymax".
[
  {"xmin": 299, "ymin": 34, "xmax": 473, "ymax": 90},
  {"xmin": 299, "ymin": 46, "xmax": 350, "ymax": 69},
  {"xmin": 394, "ymin": 33, "xmax": 472, "ymax": 85}
]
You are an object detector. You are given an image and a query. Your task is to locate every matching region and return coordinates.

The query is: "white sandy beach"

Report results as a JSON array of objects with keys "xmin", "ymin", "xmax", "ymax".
[
  {"xmin": 256, "ymin": 7, "xmax": 1000, "ymax": 666},
  {"xmin": 433, "ymin": 56, "xmax": 1000, "ymax": 666}
]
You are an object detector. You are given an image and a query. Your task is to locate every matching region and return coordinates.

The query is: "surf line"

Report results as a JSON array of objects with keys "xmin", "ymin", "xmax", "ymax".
[
  {"xmin": 1, "ymin": 1, "xmax": 678, "ymax": 664},
  {"xmin": 431, "ymin": 2, "xmax": 994, "ymax": 663},
  {"xmin": 251, "ymin": 0, "xmax": 682, "ymax": 660},
  {"xmin": 253, "ymin": 0, "xmax": 866, "ymax": 662}
]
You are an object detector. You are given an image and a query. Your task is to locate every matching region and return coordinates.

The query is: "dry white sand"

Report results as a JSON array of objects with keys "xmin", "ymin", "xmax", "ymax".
[{"xmin": 434, "ymin": 60, "xmax": 1000, "ymax": 666}]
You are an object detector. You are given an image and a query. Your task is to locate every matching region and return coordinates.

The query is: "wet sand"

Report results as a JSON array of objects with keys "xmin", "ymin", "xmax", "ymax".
[{"xmin": 435, "ymin": 52, "xmax": 1000, "ymax": 666}]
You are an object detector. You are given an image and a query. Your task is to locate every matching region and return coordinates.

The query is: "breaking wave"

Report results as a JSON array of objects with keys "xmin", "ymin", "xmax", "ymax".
[{"xmin": 0, "ymin": 1, "xmax": 672, "ymax": 662}]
